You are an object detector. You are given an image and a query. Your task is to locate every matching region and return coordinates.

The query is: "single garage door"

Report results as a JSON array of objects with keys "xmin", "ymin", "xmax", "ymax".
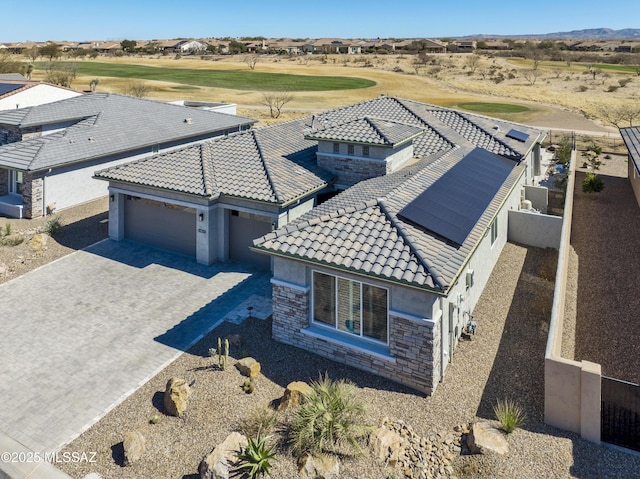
[
  {"xmin": 229, "ymin": 210, "xmax": 272, "ymax": 269},
  {"xmin": 124, "ymin": 196, "xmax": 196, "ymax": 257}
]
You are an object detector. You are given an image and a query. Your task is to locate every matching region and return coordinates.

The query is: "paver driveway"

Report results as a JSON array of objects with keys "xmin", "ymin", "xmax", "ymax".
[{"xmin": 0, "ymin": 240, "xmax": 270, "ymax": 457}]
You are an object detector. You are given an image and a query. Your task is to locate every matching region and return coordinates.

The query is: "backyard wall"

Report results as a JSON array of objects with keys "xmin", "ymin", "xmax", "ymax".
[{"xmin": 507, "ymin": 210, "xmax": 563, "ymax": 250}]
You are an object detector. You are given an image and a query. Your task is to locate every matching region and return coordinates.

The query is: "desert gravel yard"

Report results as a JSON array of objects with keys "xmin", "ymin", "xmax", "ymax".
[
  {"xmin": 561, "ymin": 154, "xmax": 640, "ymax": 383},
  {"xmin": 57, "ymin": 241, "xmax": 640, "ymax": 479}
]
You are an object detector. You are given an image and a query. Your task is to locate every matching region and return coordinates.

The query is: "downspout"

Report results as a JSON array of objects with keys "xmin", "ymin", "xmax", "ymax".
[{"xmin": 440, "ymin": 297, "xmax": 446, "ymax": 383}]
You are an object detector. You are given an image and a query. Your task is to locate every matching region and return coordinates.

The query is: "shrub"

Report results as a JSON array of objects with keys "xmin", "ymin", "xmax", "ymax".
[
  {"xmin": 291, "ymin": 373, "xmax": 370, "ymax": 455},
  {"xmin": 236, "ymin": 434, "xmax": 276, "ymax": 478},
  {"xmin": 577, "ymin": 85, "xmax": 588, "ymax": 92},
  {"xmin": 582, "ymin": 172, "xmax": 605, "ymax": 194},
  {"xmin": 493, "ymin": 399, "xmax": 526, "ymax": 433},
  {"xmin": 607, "ymin": 85, "xmax": 619, "ymax": 92},
  {"xmin": 44, "ymin": 216, "xmax": 63, "ymax": 236},
  {"xmin": 242, "ymin": 378, "xmax": 256, "ymax": 394},
  {"xmin": 239, "ymin": 403, "xmax": 278, "ymax": 438},
  {"xmin": 619, "ymin": 78, "xmax": 632, "ymax": 87}
]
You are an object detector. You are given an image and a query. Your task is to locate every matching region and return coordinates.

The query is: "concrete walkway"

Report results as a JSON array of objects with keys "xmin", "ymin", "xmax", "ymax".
[{"xmin": 0, "ymin": 240, "xmax": 270, "ymax": 478}]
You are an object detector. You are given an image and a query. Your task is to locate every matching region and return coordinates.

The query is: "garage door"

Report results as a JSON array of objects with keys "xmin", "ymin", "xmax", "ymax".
[
  {"xmin": 124, "ymin": 196, "xmax": 196, "ymax": 257},
  {"xmin": 229, "ymin": 210, "xmax": 272, "ymax": 268}
]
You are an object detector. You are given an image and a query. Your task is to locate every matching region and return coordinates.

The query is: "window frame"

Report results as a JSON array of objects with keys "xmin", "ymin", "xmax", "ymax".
[
  {"xmin": 363, "ymin": 145, "xmax": 370, "ymax": 157},
  {"xmin": 347, "ymin": 144, "xmax": 355, "ymax": 156},
  {"xmin": 490, "ymin": 217, "xmax": 498, "ymax": 246},
  {"xmin": 8, "ymin": 170, "xmax": 23, "ymax": 195},
  {"xmin": 311, "ymin": 270, "xmax": 389, "ymax": 345},
  {"xmin": 333, "ymin": 142, "xmax": 340, "ymax": 154}
]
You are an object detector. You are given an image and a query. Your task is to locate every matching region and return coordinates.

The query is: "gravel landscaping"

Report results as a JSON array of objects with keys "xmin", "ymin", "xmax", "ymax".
[
  {"xmin": 0, "ymin": 198, "xmax": 109, "ymax": 284},
  {"xmin": 52, "ymin": 239, "xmax": 640, "ymax": 479}
]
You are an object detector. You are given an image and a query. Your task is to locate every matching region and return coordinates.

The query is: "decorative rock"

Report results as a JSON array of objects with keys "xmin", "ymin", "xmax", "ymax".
[
  {"xmin": 235, "ymin": 357, "xmax": 261, "ymax": 378},
  {"xmin": 164, "ymin": 377, "xmax": 190, "ymax": 417},
  {"xmin": 467, "ymin": 422, "xmax": 509, "ymax": 455},
  {"xmin": 370, "ymin": 426, "xmax": 402, "ymax": 466},
  {"xmin": 28, "ymin": 233, "xmax": 48, "ymax": 252},
  {"xmin": 297, "ymin": 453, "xmax": 340, "ymax": 479},
  {"xmin": 199, "ymin": 432, "xmax": 248, "ymax": 479},
  {"xmin": 123, "ymin": 430, "xmax": 145, "ymax": 466},
  {"xmin": 278, "ymin": 381, "xmax": 312, "ymax": 411}
]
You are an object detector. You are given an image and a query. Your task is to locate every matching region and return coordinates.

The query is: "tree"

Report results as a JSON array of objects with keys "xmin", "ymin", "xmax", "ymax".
[
  {"xmin": 522, "ymin": 68, "xmax": 540, "ymax": 85},
  {"xmin": 244, "ymin": 54, "xmax": 260, "ymax": 70},
  {"xmin": 596, "ymin": 103, "xmax": 640, "ymax": 128},
  {"xmin": 228, "ymin": 40, "xmax": 247, "ymax": 54},
  {"xmin": 261, "ymin": 90, "xmax": 294, "ymax": 118},
  {"xmin": 120, "ymin": 39, "xmax": 137, "ymax": 54},
  {"xmin": 39, "ymin": 43, "xmax": 61, "ymax": 61},
  {"xmin": 464, "ymin": 54, "xmax": 481, "ymax": 74},
  {"xmin": 89, "ymin": 78, "xmax": 100, "ymax": 92},
  {"xmin": 123, "ymin": 80, "xmax": 151, "ymax": 97},
  {"xmin": 44, "ymin": 61, "xmax": 77, "ymax": 87},
  {"xmin": 25, "ymin": 46, "xmax": 40, "ymax": 62},
  {"xmin": 0, "ymin": 50, "xmax": 22, "ymax": 74},
  {"xmin": 206, "ymin": 44, "xmax": 218, "ymax": 55}
]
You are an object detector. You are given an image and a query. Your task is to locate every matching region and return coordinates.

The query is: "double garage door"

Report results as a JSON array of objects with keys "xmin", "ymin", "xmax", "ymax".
[{"xmin": 124, "ymin": 196, "xmax": 196, "ymax": 257}]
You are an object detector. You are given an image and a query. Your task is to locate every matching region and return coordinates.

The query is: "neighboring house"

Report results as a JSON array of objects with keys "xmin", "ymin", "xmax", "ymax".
[
  {"xmin": 620, "ymin": 126, "xmax": 640, "ymax": 207},
  {"xmin": 96, "ymin": 96, "xmax": 546, "ymax": 394},
  {"xmin": 0, "ymin": 93, "xmax": 255, "ymax": 219},
  {"xmin": 0, "ymin": 79, "xmax": 81, "ymax": 111},
  {"xmin": 176, "ymin": 40, "xmax": 208, "ymax": 53}
]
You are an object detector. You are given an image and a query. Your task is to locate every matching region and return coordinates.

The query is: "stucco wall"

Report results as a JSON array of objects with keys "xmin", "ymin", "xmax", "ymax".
[{"xmin": 508, "ymin": 210, "xmax": 563, "ymax": 250}]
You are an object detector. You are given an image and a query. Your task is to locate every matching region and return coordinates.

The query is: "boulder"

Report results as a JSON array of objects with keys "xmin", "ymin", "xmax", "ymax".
[
  {"xmin": 369, "ymin": 426, "xmax": 402, "ymax": 466},
  {"xmin": 278, "ymin": 381, "xmax": 312, "ymax": 411},
  {"xmin": 199, "ymin": 432, "xmax": 248, "ymax": 479},
  {"xmin": 164, "ymin": 377, "xmax": 190, "ymax": 417},
  {"xmin": 297, "ymin": 453, "xmax": 340, "ymax": 479},
  {"xmin": 235, "ymin": 357, "xmax": 261, "ymax": 378},
  {"xmin": 467, "ymin": 422, "xmax": 508, "ymax": 455},
  {"xmin": 123, "ymin": 430, "xmax": 145, "ymax": 466},
  {"xmin": 29, "ymin": 233, "xmax": 48, "ymax": 252}
]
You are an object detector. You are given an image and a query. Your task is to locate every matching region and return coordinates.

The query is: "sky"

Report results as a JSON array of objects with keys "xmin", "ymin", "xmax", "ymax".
[{"xmin": 1, "ymin": 0, "xmax": 639, "ymax": 43}]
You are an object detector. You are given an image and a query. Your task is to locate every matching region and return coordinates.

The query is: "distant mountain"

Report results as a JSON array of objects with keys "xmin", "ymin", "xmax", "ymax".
[{"xmin": 465, "ymin": 28, "xmax": 640, "ymax": 40}]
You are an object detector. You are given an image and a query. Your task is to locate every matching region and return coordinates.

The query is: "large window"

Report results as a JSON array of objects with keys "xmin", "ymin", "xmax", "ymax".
[
  {"xmin": 8, "ymin": 170, "xmax": 23, "ymax": 195},
  {"xmin": 312, "ymin": 271, "xmax": 388, "ymax": 343}
]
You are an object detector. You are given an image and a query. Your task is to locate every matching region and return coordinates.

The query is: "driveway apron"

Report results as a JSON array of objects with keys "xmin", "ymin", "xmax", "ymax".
[{"xmin": 0, "ymin": 239, "xmax": 270, "ymax": 456}]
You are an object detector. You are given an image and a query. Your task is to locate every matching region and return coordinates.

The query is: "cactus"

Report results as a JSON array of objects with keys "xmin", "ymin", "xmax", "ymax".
[{"xmin": 224, "ymin": 338, "xmax": 229, "ymax": 370}]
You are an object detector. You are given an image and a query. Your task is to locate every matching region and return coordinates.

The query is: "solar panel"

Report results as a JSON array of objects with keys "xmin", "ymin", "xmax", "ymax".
[
  {"xmin": 0, "ymin": 83, "xmax": 23, "ymax": 96},
  {"xmin": 398, "ymin": 148, "xmax": 515, "ymax": 246},
  {"xmin": 506, "ymin": 129, "xmax": 529, "ymax": 142}
]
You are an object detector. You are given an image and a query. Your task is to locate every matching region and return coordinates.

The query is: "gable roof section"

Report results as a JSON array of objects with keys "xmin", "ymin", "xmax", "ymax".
[
  {"xmin": 95, "ymin": 118, "xmax": 335, "ymax": 204},
  {"xmin": 0, "ymin": 93, "xmax": 256, "ymax": 171},
  {"xmin": 621, "ymin": 126, "xmax": 640, "ymax": 174},
  {"xmin": 305, "ymin": 117, "xmax": 424, "ymax": 147}
]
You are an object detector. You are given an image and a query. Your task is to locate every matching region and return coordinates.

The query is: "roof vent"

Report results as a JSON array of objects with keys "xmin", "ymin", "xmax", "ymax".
[
  {"xmin": 184, "ymin": 118, "xmax": 192, "ymax": 124},
  {"xmin": 88, "ymin": 137, "xmax": 95, "ymax": 142}
]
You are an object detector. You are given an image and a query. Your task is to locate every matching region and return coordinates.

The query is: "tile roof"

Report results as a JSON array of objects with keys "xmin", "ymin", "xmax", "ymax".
[
  {"xmin": 0, "ymin": 93, "xmax": 256, "ymax": 171},
  {"xmin": 256, "ymin": 146, "xmax": 525, "ymax": 291},
  {"xmin": 305, "ymin": 117, "xmax": 424, "ymax": 146},
  {"xmin": 95, "ymin": 118, "xmax": 335, "ymax": 204}
]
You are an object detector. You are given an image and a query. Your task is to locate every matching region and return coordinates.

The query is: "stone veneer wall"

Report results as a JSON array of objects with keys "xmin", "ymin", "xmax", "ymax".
[
  {"xmin": 22, "ymin": 172, "xmax": 44, "ymax": 218},
  {"xmin": 272, "ymin": 282, "xmax": 438, "ymax": 395},
  {"xmin": 0, "ymin": 169, "xmax": 8, "ymax": 196},
  {"xmin": 317, "ymin": 154, "xmax": 387, "ymax": 187},
  {"xmin": 1, "ymin": 124, "xmax": 42, "ymax": 144}
]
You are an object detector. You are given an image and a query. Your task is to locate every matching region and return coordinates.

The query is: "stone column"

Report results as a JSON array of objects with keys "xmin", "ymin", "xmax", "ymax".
[{"xmin": 22, "ymin": 172, "xmax": 44, "ymax": 218}]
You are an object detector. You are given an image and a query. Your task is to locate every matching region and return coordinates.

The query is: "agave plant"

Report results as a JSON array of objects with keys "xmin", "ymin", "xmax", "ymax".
[
  {"xmin": 291, "ymin": 373, "xmax": 370, "ymax": 455},
  {"xmin": 236, "ymin": 433, "xmax": 276, "ymax": 478}
]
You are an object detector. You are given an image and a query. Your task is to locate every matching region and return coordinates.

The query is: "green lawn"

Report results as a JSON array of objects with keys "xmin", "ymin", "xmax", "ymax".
[
  {"xmin": 58, "ymin": 62, "xmax": 376, "ymax": 92},
  {"xmin": 457, "ymin": 102, "xmax": 530, "ymax": 114}
]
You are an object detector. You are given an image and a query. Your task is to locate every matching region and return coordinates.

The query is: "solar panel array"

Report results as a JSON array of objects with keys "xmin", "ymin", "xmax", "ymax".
[
  {"xmin": 506, "ymin": 129, "xmax": 529, "ymax": 143},
  {"xmin": 398, "ymin": 148, "xmax": 515, "ymax": 246},
  {"xmin": 0, "ymin": 83, "xmax": 23, "ymax": 97}
]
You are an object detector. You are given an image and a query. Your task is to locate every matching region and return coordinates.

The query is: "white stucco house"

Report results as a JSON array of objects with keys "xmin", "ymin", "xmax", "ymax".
[
  {"xmin": 95, "ymin": 96, "xmax": 546, "ymax": 394},
  {"xmin": 0, "ymin": 93, "xmax": 255, "ymax": 218},
  {"xmin": 0, "ymin": 76, "xmax": 81, "ymax": 111}
]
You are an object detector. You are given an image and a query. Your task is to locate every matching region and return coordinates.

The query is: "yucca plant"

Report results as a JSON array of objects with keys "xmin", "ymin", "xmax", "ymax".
[
  {"xmin": 236, "ymin": 434, "xmax": 276, "ymax": 478},
  {"xmin": 493, "ymin": 399, "xmax": 526, "ymax": 433},
  {"xmin": 291, "ymin": 373, "xmax": 370, "ymax": 455}
]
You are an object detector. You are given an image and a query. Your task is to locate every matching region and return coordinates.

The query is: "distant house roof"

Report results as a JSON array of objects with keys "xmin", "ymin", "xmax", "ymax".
[
  {"xmin": 0, "ymin": 93, "xmax": 256, "ymax": 172},
  {"xmin": 621, "ymin": 126, "xmax": 640, "ymax": 174},
  {"xmin": 0, "ymin": 74, "xmax": 28, "ymax": 81}
]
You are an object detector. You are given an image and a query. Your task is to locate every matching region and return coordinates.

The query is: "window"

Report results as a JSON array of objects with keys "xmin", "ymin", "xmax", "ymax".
[
  {"xmin": 312, "ymin": 271, "xmax": 388, "ymax": 343},
  {"xmin": 347, "ymin": 144, "xmax": 354, "ymax": 156},
  {"xmin": 8, "ymin": 170, "xmax": 23, "ymax": 195},
  {"xmin": 151, "ymin": 145, "xmax": 159, "ymax": 154},
  {"xmin": 363, "ymin": 145, "xmax": 369, "ymax": 157},
  {"xmin": 0, "ymin": 130, "xmax": 8, "ymax": 145},
  {"xmin": 333, "ymin": 142, "xmax": 340, "ymax": 154},
  {"xmin": 490, "ymin": 217, "xmax": 498, "ymax": 245}
]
